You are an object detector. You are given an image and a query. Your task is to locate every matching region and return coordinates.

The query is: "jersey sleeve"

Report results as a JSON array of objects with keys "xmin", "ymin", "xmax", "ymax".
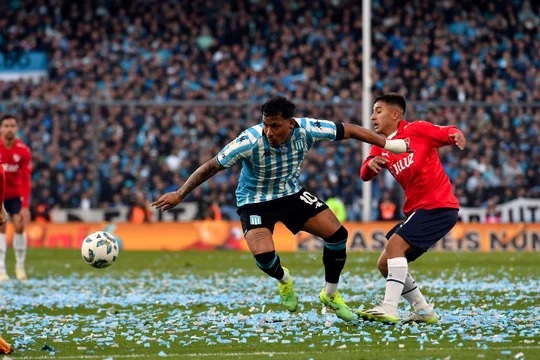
[
  {"xmin": 216, "ymin": 131, "xmax": 253, "ymax": 168},
  {"xmin": 20, "ymin": 146, "xmax": 32, "ymax": 208},
  {"xmin": 298, "ymin": 117, "xmax": 339, "ymax": 142},
  {"xmin": 408, "ymin": 121, "xmax": 461, "ymax": 148},
  {"xmin": 360, "ymin": 146, "xmax": 383, "ymax": 181}
]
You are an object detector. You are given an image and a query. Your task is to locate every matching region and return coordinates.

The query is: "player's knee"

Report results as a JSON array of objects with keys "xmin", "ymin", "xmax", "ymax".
[
  {"xmin": 12, "ymin": 220, "xmax": 24, "ymax": 233},
  {"xmin": 377, "ymin": 258, "xmax": 388, "ymax": 276},
  {"xmin": 245, "ymin": 228, "xmax": 273, "ymax": 254},
  {"xmin": 323, "ymin": 226, "xmax": 348, "ymax": 251}
]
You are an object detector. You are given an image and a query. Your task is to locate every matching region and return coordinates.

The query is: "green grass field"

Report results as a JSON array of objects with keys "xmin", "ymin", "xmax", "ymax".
[{"xmin": 1, "ymin": 249, "xmax": 539, "ymax": 360}]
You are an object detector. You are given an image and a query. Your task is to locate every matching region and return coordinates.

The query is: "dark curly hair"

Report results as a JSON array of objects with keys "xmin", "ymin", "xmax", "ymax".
[{"xmin": 260, "ymin": 96, "xmax": 296, "ymax": 119}]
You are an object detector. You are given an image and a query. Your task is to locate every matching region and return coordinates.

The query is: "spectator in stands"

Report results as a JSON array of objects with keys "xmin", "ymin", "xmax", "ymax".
[
  {"xmin": 32, "ymin": 203, "xmax": 51, "ymax": 223},
  {"xmin": 378, "ymin": 192, "xmax": 398, "ymax": 221},
  {"xmin": 0, "ymin": 0, "xmax": 537, "ymax": 220},
  {"xmin": 205, "ymin": 201, "xmax": 222, "ymax": 221},
  {"xmin": 485, "ymin": 198, "xmax": 501, "ymax": 224},
  {"xmin": 127, "ymin": 191, "xmax": 153, "ymax": 224}
]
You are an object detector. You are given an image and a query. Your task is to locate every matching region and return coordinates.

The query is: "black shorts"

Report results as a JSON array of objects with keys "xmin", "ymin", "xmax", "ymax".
[
  {"xmin": 387, "ymin": 208, "xmax": 459, "ymax": 262},
  {"xmin": 4, "ymin": 198, "xmax": 22, "ymax": 217},
  {"xmin": 237, "ymin": 188, "xmax": 329, "ymax": 235}
]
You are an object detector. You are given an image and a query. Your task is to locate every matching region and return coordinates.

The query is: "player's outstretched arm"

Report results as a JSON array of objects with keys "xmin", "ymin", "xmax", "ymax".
[
  {"xmin": 151, "ymin": 157, "xmax": 225, "ymax": 211},
  {"xmin": 342, "ymin": 123, "xmax": 410, "ymax": 153}
]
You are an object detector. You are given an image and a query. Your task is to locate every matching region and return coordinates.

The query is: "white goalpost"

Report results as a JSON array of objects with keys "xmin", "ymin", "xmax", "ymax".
[{"xmin": 361, "ymin": 0, "xmax": 373, "ymax": 221}]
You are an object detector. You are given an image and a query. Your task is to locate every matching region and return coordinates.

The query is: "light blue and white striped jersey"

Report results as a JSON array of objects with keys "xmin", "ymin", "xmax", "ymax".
[{"xmin": 216, "ymin": 117, "xmax": 340, "ymax": 206}]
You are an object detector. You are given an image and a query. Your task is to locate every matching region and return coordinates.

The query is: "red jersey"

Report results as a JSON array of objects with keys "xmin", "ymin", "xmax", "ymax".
[
  {"xmin": 361, "ymin": 120, "xmax": 460, "ymax": 216},
  {"xmin": 0, "ymin": 138, "xmax": 31, "ymax": 207}
]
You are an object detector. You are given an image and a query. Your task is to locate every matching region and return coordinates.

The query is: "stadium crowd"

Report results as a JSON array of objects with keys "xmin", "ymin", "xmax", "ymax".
[{"xmin": 0, "ymin": 0, "xmax": 539, "ymax": 221}]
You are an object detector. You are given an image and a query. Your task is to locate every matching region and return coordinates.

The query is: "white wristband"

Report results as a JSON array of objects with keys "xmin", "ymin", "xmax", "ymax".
[{"xmin": 384, "ymin": 139, "xmax": 407, "ymax": 154}]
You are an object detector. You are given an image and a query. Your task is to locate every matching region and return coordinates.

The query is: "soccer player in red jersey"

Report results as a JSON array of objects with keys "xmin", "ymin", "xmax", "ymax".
[
  {"xmin": 356, "ymin": 93, "xmax": 466, "ymax": 324},
  {"xmin": 0, "ymin": 115, "xmax": 32, "ymax": 281}
]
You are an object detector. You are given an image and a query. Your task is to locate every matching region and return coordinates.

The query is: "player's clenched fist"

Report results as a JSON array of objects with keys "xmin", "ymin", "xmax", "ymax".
[
  {"xmin": 368, "ymin": 156, "xmax": 389, "ymax": 174},
  {"xmin": 449, "ymin": 132, "xmax": 466, "ymax": 150}
]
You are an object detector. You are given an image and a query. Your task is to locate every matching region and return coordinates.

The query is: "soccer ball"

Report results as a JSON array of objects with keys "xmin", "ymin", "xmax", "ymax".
[{"xmin": 81, "ymin": 231, "xmax": 119, "ymax": 268}]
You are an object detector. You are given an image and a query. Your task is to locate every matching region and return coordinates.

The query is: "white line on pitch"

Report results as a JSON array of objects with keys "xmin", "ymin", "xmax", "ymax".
[{"xmin": 9, "ymin": 345, "xmax": 540, "ymax": 359}]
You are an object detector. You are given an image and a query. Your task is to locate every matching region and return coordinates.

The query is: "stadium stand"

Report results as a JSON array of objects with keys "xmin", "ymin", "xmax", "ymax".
[{"xmin": 0, "ymin": 0, "xmax": 538, "ymax": 221}]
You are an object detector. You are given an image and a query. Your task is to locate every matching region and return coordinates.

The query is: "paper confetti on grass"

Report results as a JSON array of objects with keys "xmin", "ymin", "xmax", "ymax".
[{"xmin": 1, "ymin": 266, "xmax": 539, "ymax": 356}]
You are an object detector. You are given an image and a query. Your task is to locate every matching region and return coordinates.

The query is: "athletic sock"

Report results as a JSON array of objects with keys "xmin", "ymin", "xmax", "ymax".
[
  {"xmin": 14, "ymin": 233, "xmax": 26, "ymax": 269},
  {"xmin": 324, "ymin": 282, "xmax": 338, "ymax": 295},
  {"xmin": 381, "ymin": 257, "xmax": 408, "ymax": 315},
  {"xmin": 0, "ymin": 234, "xmax": 6, "ymax": 273},
  {"xmin": 254, "ymin": 251, "xmax": 285, "ymax": 281},
  {"xmin": 322, "ymin": 247, "xmax": 346, "ymax": 284},
  {"xmin": 402, "ymin": 273, "xmax": 431, "ymax": 311},
  {"xmin": 280, "ymin": 269, "xmax": 290, "ymax": 283}
]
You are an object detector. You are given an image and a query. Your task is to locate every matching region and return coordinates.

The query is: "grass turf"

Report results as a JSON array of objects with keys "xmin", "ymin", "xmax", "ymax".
[{"xmin": 1, "ymin": 249, "xmax": 539, "ymax": 359}]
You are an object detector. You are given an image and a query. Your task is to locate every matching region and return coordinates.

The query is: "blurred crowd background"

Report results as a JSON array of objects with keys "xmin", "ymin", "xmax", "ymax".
[{"xmin": 0, "ymin": 0, "xmax": 539, "ymax": 222}]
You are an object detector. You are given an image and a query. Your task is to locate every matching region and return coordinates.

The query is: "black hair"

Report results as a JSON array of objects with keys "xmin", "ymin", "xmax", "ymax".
[
  {"xmin": 260, "ymin": 96, "xmax": 295, "ymax": 119},
  {"xmin": 374, "ymin": 93, "xmax": 407, "ymax": 115},
  {"xmin": 0, "ymin": 114, "xmax": 17, "ymax": 125}
]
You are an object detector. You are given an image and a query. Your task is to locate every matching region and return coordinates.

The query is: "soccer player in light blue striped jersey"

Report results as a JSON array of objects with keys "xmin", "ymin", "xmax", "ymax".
[{"xmin": 152, "ymin": 96, "xmax": 410, "ymax": 321}]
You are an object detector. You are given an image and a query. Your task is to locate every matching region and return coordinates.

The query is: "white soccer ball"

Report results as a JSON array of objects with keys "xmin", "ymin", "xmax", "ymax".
[{"xmin": 81, "ymin": 231, "xmax": 119, "ymax": 268}]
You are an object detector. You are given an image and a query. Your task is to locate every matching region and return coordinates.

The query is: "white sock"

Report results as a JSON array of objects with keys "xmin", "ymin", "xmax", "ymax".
[
  {"xmin": 279, "ymin": 269, "xmax": 290, "ymax": 283},
  {"xmin": 401, "ymin": 273, "xmax": 431, "ymax": 312},
  {"xmin": 0, "ymin": 233, "xmax": 5, "ymax": 272},
  {"xmin": 381, "ymin": 257, "xmax": 408, "ymax": 315},
  {"xmin": 13, "ymin": 233, "xmax": 26, "ymax": 269},
  {"xmin": 324, "ymin": 282, "xmax": 338, "ymax": 295}
]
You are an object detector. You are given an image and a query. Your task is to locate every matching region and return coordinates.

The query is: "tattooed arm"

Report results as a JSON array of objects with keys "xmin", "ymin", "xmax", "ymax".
[
  {"xmin": 176, "ymin": 158, "xmax": 224, "ymax": 200},
  {"xmin": 152, "ymin": 157, "xmax": 225, "ymax": 211}
]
